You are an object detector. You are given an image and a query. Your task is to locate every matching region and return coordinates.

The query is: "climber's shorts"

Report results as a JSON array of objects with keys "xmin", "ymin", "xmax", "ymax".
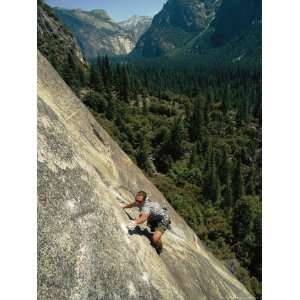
[{"xmin": 148, "ymin": 220, "xmax": 168, "ymax": 234}]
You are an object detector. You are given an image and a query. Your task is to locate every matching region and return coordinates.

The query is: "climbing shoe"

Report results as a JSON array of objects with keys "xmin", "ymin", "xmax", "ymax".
[{"xmin": 154, "ymin": 245, "xmax": 163, "ymax": 255}]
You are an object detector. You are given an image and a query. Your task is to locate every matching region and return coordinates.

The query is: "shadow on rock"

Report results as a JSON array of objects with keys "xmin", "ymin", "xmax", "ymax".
[
  {"xmin": 129, "ymin": 227, "xmax": 164, "ymax": 255},
  {"xmin": 128, "ymin": 226, "xmax": 153, "ymax": 242}
]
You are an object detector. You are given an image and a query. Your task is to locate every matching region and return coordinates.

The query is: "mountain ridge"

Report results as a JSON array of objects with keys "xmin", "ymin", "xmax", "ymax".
[
  {"xmin": 132, "ymin": 0, "xmax": 261, "ymax": 64},
  {"xmin": 133, "ymin": 0, "xmax": 222, "ymax": 57}
]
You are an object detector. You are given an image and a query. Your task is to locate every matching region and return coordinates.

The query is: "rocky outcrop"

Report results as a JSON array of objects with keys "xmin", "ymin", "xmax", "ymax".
[
  {"xmin": 37, "ymin": 51, "xmax": 254, "ymax": 300},
  {"xmin": 53, "ymin": 8, "xmax": 152, "ymax": 59}
]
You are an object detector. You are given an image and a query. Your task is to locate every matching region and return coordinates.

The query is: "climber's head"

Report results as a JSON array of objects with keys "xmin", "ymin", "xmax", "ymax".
[{"xmin": 135, "ymin": 191, "xmax": 147, "ymax": 206}]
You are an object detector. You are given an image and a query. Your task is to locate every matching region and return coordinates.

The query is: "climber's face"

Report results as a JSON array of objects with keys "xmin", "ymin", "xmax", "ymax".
[{"xmin": 135, "ymin": 195, "xmax": 144, "ymax": 207}]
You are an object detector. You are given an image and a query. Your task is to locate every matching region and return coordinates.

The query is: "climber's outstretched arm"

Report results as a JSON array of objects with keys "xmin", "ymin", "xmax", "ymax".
[
  {"xmin": 121, "ymin": 202, "xmax": 136, "ymax": 209},
  {"xmin": 127, "ymin": 213, "xmax": 149, "ymax": 230}
]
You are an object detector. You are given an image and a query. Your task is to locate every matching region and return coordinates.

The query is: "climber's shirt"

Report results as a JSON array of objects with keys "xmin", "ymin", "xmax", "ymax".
[
  {"xmin": 139, "ymin": 197, "xmax": 165, "ymax": 221},
  {"xmin": 139, "ymin": 197, "xmax": 170, "ymax": 233}
]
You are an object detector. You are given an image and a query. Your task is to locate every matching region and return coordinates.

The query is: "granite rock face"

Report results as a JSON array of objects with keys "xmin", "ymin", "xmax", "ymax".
[
  {"xmin": 118, "ymin": 16, "xmax": 152, "ymax": 43},
  {"xmin": 37, "ymin": 51, "xmax": 254, "ymax": 300}
]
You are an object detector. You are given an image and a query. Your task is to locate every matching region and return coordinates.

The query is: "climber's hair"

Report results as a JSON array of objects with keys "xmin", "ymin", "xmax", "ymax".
[{"xmin": 136, "ymin": 191, "xmax": 147, "ymax": 201}]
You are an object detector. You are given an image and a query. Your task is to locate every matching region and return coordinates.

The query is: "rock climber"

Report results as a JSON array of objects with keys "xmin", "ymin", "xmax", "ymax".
[{"xmin": 121, "ymin": 191, "xmax": 171, "ymax": 254}]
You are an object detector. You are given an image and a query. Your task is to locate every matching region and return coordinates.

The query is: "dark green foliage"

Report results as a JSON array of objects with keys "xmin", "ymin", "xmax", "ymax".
[
  {"xmin": 136, "ymin": 132, "xmax": 152, "ymax": 174},
  {"xmin": 221, "ymin": 148, "xmax": 234, "ymax": 211},
  {"xmin": 168, "ymin": 117, "xmax": 187, "ymax": 161},
  {"xmin": 189, "ymin": 96, "xmax": 205, "ymax": 142},
  {"xmin": 89, "ymin": 64, "xmax": 103, "ymax": 92},
  {"xmin": 247, "ymin": 163, "xmax": 256, "ymax": 196},
  {"xmin": 62, "ymin": 51, "xmax": 84, "ymax": 93},
  {"xmin": 234, "ymin": 158, "xmax": 246, "ymax": 201},
  {"xmin": 153, "ymin": 127, "xmax": 173, "ymax": 173},
  {"xmin": 203, "ymin": 144, "xmax": 221, "ymax": 204},
  {"xmin": 211, "ymin": 0, "xmax": 262, "ymax": 47},
  {"xmin": 101, "ymin": 55, "xmax": 112, "ymax": 89},
  {"xmin": 233, "ymin": 196, "xmax": 258, "ymax": 243},
  {"xmin": 83, "ymin": 91, "xmax": 107, "ymax": 113},
  {"xmin": 105, "ymin": 91, "xmax": 118, "ymax": 121},
  {"xmin": 232, "ymin": 195, "xmax": 261, "ymax": 292},
  {"xmin": 119, "ymin": 65, "xmax": 130, "ymax": 103}
]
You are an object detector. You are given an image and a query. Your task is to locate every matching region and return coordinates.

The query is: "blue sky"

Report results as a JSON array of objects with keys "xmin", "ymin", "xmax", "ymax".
[{"xmin": 45, "ymin": 0, "xmax": 167, "ymax": 21}]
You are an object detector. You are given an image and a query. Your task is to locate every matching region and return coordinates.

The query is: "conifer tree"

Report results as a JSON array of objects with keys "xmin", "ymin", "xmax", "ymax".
[
  {"xmin": 210, "ymin": 148, "xmax": 222, "ymax": 204},
  {"xmin": 90, "ymin": 64, "xmax": 103, "ymax": 92},
  {"xmin": 62, "ymin": 51, "xmax": 81, "ymax": 91},
  {"xmin": 115, "ymin": 63, "xmax": 122, "ymax": 88},
  {"xmin": 142, "ymin": 98, "xmax": 149, "ymax": 115},
  {"xmin": 232, "ymin": 196, "xmax": 260, "ymax": 244},
  {"xmin": 169, "ymin": 117, "xmax": 186, "ymax": 161},
  {"xmin": 153, "ymin": 127, "xmax": 172, "ymax": 173},
  {"xmin": 234, "ymin": 158, "xmax": 245, "ymax": 200},
  {"xmin": 203, "ymin": 96, "xmax": 211, "ymax": 125},
  {"xmin": 189, "ymin": 141, "xmax": 202, "ymax": 168},
  {"xmin": 101, "ymin": 55, "xmax": 111, "ymax": 89},
  {"xmin": 136, "ymin": 133, "xmax": 152, "ymax": 174},
  {"xmin": 203, "ymin": 144, "xmax": 221, "ymax": 204},
  {"xmin": 222, "ymin": 85, "xmax": 232, "ymax": 113},
  {"xmin": 220, "ymin": 147, "xmax": 233, "ymax": 210},
  {"xmin": 247, "ymin": 163, "xmax": 256, "ymax": 196},
  {"xmin": 105, "ymin": 90, "xmax": 117, "ymax": 120},
  {"xmin": 120, "ymin": 66, "xmax": 130, "ymax": 103},
  {"xmin": 190, "ymin": 96, "xmax": 204, "ymax": 142},
  {"xmin": 96, "ymin": 55, "xmax": 102, "ymax": 73}
]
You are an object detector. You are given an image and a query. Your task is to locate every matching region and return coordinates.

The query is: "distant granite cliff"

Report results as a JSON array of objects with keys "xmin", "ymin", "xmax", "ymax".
[
  {"xmin": 37, "ymin": 50, "xmax": 254, "ymax": 300},
  {"xmin": 118, "ymin": 15, "xmax": 152, "ymax": 43},
  {"xmin": 52, "ymin": 8, "xmax": 152, "ymax": 59}
]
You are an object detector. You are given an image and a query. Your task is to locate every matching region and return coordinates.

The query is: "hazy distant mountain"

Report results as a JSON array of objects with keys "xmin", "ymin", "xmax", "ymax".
[
  {"xmin": 118, "ymin": 15, "xmax": 152, "ymax": 42},
  {"xmin": 52, "ymin": 8, "xmax": 152, "ymax": 59}
]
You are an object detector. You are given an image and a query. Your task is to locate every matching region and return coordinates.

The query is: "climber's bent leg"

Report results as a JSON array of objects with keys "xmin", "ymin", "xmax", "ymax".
[{"xmin": 151, "ymin": 230, "xmax": 162, "ymax": 248}]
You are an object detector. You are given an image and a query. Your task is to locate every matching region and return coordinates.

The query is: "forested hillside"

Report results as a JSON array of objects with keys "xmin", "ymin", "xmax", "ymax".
[{"xmin": 80, "ymin": 56, "xmax": 262, "ymax": 299}]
